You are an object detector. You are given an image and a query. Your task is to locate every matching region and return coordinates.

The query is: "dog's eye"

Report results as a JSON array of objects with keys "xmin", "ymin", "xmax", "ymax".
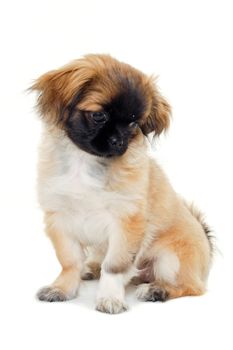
[{"xmin": 91, "ymin": 111, "xmax": 108, "ymax": 123}]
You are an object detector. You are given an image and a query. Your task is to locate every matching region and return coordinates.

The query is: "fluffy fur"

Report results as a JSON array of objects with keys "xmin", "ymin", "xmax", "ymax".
[{"xmin": 32, "ymin": 54, "xmax": 212, "ymax": 313}]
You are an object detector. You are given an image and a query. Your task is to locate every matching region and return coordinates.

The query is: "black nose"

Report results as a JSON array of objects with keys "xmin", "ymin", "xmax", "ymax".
[{"xmin": 109, "ymin": 136, "xmax": 124, "ymax": 148}]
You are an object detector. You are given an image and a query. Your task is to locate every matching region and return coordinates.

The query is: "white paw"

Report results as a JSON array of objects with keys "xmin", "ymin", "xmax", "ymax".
[
  {"xmin": 96, "ymin": 298, "xmax": 128, "ymax": 314},
  {"xmin": 135, "ymin": 283, "xmax": 150, "ymax": 300}
]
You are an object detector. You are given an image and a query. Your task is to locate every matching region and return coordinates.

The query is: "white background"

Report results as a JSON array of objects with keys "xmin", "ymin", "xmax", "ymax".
[{"xmin": 0, "ymin": 0, "xmax": 232, "ymax": 349}]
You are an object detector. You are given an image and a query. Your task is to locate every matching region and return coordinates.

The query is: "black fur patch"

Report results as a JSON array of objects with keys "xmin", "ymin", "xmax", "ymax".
[
  {"xmin": 64, "ymin": 78, "xmax": 147, "ymax": 157},
  {"xmin": 103, "ymin": 79, "xmax": 147, "ymax": 124}
]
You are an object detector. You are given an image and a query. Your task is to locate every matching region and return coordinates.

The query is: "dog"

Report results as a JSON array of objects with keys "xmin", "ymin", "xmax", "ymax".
[{"xmin": 31, "ymin": 54, "xmax": 213, "ymax": 313}]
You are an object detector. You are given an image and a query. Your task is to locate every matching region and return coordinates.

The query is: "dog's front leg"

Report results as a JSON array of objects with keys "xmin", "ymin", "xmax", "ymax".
[
  {"xmin": 96, "ymin": 270, "xmax": 129, "ymax": 314},
  {"xmin": 95, "ymin": 222, "xmax": 137, "ymax": 314},
  {"xmin": 37, "ymin": 212, "xmax": 84, "ymax": 302}
]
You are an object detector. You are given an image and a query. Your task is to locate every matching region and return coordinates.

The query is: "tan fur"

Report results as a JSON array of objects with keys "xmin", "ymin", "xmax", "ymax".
[
  {"xmin": 42, "ymin": 212, "xmax": 83, "ymax": 299},
  {"xmin": 82, "ymin": 261, "xmax": 101, "ymax": 280},
  {"xmin": 33, "ymin": 54, "xmax": 212, "ymax": 312}
]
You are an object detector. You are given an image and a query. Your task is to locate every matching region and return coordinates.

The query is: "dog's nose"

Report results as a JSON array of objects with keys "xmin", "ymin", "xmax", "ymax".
[{"xmin": 109, "ymin": 136, "xmax": 124, "ymax": 148}]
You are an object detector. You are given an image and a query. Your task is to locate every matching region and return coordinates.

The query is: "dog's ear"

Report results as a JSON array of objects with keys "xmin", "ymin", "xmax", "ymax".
[
  {"xmin": 30, "ymin": 70, "xmax": 64, "ymax": 124},
  {"xmin": 141, "ymin": 80, "xmax": 171, "ymax": 136},
  {"xmin": 30, "ymin": 61, "xmax": 93, "ymax": 124}
]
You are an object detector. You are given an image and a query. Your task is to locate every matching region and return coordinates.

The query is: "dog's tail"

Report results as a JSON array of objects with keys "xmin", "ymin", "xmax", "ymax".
[{"xmin": 183, "ymin": 201, "xmax": 215, "ymax": 257}]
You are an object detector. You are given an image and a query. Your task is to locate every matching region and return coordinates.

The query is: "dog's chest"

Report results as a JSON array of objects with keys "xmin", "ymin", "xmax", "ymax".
[{"xmin": 39, "ymin": 146, "xmax": 125, "ymax": 245}]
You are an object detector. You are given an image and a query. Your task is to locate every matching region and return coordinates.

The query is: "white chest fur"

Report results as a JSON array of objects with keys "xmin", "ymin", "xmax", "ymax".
[{"xmin": 38, "ymin": 130, "xmax": 137, "ymax": 247}]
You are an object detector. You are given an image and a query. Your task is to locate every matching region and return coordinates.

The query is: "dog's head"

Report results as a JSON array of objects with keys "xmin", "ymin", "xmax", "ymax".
[{"xmin": 32, "ymin": 54, "xmax": 171, "ymax": 157}]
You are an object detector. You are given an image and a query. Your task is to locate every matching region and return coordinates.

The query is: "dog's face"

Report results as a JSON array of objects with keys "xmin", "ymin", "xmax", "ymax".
[{"xmin": 32, "ymin": 55, "xmax": 171, "ymax": 157}]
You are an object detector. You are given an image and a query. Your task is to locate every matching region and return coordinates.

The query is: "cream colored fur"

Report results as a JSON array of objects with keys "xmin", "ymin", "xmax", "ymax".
[{"xmin": 37, "ymin": 125, "xmax": 211, "ymax": 313}]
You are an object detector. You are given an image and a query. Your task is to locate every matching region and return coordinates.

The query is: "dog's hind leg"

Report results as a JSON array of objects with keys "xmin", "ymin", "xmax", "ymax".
[{"xmin": 136, "ymin": 217, "xmax": 211, "ymax": 302}]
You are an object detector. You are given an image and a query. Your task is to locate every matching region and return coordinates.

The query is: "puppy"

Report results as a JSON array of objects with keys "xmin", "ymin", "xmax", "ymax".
[{"xmin": 32, "ymin": 54, "xmax": 213, "ymax": 313}]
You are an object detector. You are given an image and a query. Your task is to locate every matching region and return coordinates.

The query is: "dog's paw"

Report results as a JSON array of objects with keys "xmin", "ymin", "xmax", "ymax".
[
  {"xmin": 96, "ymin": 298, "xmax": 128, "ymax": 314},
  {"xmin": 81, "ymin": 272, "xmax": 95, "ymax": 280},
  {"xmin": 37, "ymin": 286, "xmax": 68, "ymax": 302},
  {"xmin": 81, "ymin": 262, "xmax": 101, "ymax": 280},
  {"xmin": 136, "ymin": 283, "xmax": 169, "ymax": 302}
]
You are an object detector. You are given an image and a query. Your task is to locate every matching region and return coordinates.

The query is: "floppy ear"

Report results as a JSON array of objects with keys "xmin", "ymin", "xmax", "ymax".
[
  {"xmin": 141, "ymin": 83, "xmax": 171, "ymax": 136},
  {"xmin": 30, "ymin": 62, "xmax": 93, "ymax": 124},
  {"xmin": 30, "ymin": 70, "xmax": 65, "ymax": 124}
]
